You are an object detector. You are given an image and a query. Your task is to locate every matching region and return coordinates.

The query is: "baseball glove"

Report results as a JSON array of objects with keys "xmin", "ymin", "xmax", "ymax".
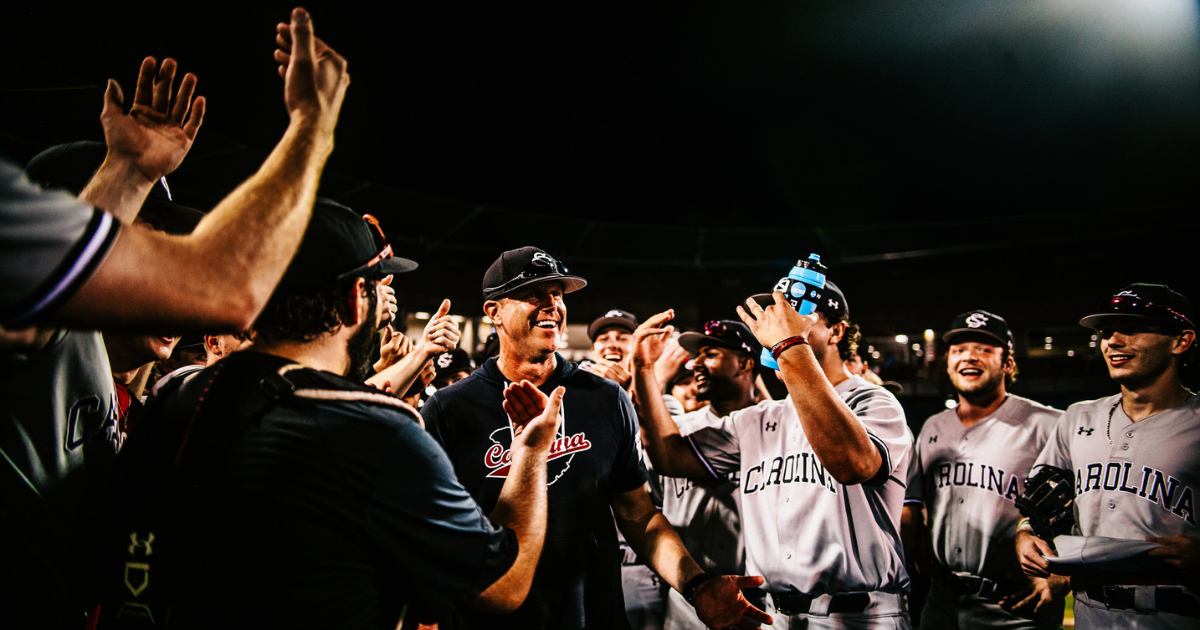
[{"xmin": 1016, "ymin": 465, "xmax": 1075, "ymax": 543}]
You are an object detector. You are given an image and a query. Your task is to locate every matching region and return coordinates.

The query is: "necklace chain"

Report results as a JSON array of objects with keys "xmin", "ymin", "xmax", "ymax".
[{"xmin": 1107, "ymin": 389, "xmax": 1195, "ymax": 446}]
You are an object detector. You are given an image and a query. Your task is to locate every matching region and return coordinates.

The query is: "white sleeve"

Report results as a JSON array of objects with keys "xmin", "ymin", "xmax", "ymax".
[
  {"xmin": 906, "ymin": 431, "xmax": 925, "ymax": 502},
  {"xmin": 843, "ymin": 385, "xmax": 912, "ymax": 487},
  {"xmin": 684, "ymin": 412, "xmax": 743, "ymax": 480},
  {"xmin": 0, "ymin": 160, "xmax": 119, "ymax": 326},
  {"xmin": 1031, "ymin": 408, "xmax": 1075, "ymax": 475}
]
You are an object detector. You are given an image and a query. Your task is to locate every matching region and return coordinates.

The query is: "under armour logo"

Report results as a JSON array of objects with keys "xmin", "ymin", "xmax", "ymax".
[
  {"xmin": 604, "ymin": 309, "xmax": 625, "ymax": 318},
  {"xmin": 436, "ymin": 353, "xmax": 454, "ymax": 369},
  {"xmin": 128, "ymin": 532, "xmax": 155, "ymax": 556},
  {"xmin": 929, "ymin": 436, "xmax": 938, "ymax": 443},
  {"xmin": 764, "ymin": 422, "xmax": 778, "ymax": 432},
  {"xmin": 827, "ymin": 299, "xmax": 840, "ymax": 310},
  {"xmin": 965, "ymin": 313, "xmax": 990, "ymax": 328},
  {"xmin": 1078, "ymin": 427, "xmax": 1094, "ymax": 436}
]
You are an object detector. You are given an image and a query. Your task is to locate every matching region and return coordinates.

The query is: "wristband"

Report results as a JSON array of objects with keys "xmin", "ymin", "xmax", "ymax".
[
  {"xmin": 1017, "ymin": 518, "xmax": 1033, "ymax": 533},
  {"xmin": 682, "ymin": 572, "xmax": 716, "ymax": 604},
  {"xmin": 770, "ymin": 335, "xmax": 809, "ymax": 361}
]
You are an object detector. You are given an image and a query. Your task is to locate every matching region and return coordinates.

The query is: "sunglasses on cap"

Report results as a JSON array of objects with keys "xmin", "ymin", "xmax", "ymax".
[
  {"xmin": 362, "ymin": 214, "xmax": 394, "ymax": 269},
  {"xmin": 1103, "ymin": 296, "xmax": 1194, "ymax": 329},
  {"xmin": 486, "ymin": 255, "xmax": 571, "ymax": 294},
  {"xmin": 703, "ymin": 320, "xmax": 731, "ymax": 337}
]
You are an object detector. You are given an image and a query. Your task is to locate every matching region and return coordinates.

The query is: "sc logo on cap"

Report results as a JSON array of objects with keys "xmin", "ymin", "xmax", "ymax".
[
  {"xmin": 604, "ymin": 310, "xmax": 625, "ymax": 318},
  {"xmin": 965, "ymin": 313, "xmax": 990, "ymax": 328},
  {"xmin": 437, "ymin": 353, "xmax": 454, "ymax": 369}
]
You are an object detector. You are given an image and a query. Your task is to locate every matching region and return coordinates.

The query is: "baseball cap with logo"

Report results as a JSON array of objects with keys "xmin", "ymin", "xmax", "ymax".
[
  {"xmin": 1079, "ymin": 284, "xmax": 1195, "ymax": 331},
  {"xmin": 679, "ymin": 320, "xmax": 762, "ymax": 357},
  {"xmin": 482, "ymin": 247, "xmax": 587, "ymax": 301},
  {"xmin": 276, "ymin": 198, "xmax": 417, "ymax": 292},
  {"xmin": 25, "ymin": 140, "xmax": 204, "ymax": 235},
  {"xmin": 588, "ymin": 309, "xmax": 639, "ymax": 342},
  {"xmin": 750, "ymin": 280, "xmax": 849, "ymax": 321},
  {"xmin": 434, "ymin": 348, "xmax": 475, "ymax": 378},
  {"xmin": 943, "ymin": 310, "xmax": 1014, "ymax": 350}
]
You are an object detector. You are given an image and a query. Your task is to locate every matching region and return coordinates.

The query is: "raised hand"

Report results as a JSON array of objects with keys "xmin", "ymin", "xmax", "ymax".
[
  {"xmin": 654, "ymin": 336, "xmax": 690, "ymax": 390},
  {"xmin": 503, "ymin": 381, "xmax": 564, "ymax": 453},
  {"xmin": 586, "ymin": 361, "xmax": 632, "ymax": 389},
  {"xmin": 736, "ymin": 291, "xmax": 816, "ymax": 350},
  {"xmin": 100, "ymin": 56, "xmax": 205, "ymax": 183},
  {"xmin": 418, "ymin": 299, "xmax": 460, "ymax": 357},
  {"xmin": 378, "ymin": 274, "xmax": 398, "ymax": 326},
  {"xmin": 274, "ymin": 7, "xmax": 349, "ymax": 130},
  {"xmin": 374, "ymin": 325, "xmax": 413, "ymax": 374},
  {"xmin": 691, "ymin": 575, "xmax": 774, "ymax": 630},
  {"xmin": 630, "ymin": 309, "xmax": 675, "ymax": 370}
]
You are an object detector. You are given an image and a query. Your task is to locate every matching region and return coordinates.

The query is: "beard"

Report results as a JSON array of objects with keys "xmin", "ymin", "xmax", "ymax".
[
  {"xmin": 344, "ymin": 288, "xmax": 381, "ymax": 383},
  {"xmin": 950, "ymin": 369, "xmax": 1005, "ymax": 401}
]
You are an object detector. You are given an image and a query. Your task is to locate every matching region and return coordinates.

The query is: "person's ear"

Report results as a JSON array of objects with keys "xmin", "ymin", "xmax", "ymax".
[{"xmin": 483, "ymin": 300, "xmax": 500, "ymax": 329}]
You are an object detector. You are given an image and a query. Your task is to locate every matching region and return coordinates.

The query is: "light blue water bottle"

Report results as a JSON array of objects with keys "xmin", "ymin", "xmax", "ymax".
[{"xmin": 759, "ymin": 253, "xmax": 827, "ymax": 370}]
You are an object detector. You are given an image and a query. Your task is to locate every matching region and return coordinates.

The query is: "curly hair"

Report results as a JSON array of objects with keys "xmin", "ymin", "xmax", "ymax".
[
  {"xmin": 835, "ymin": 319, "xmax": 861, "ymax": 362},
  {"xmin": 251, "ymin": 279, "xmax": 378, "ymax": 345}
]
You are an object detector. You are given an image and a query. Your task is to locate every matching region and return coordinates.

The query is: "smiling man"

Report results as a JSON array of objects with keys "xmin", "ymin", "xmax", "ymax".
[
  {"xmin": 1019, "ymin": 284, "xmax": 1200, "ymax": 629},
  {"xmin": 422, "ymin": 246, "xmax": 770, "ymax": 630},
  {"xmin": 902, "ymin": 310, "xmax": 1067, "ymax": 629}
]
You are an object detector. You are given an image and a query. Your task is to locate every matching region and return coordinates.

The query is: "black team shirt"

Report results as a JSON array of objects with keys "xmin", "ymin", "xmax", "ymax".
[{"xmin": 423, "ymin": 354, "xmax": 649, "ymax": 630}]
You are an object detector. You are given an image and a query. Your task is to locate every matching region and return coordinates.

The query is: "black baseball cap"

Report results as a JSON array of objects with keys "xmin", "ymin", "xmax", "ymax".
[
  {"xmin": 1080, "ymin": 284, "xmax": 1195, "ymax": 331},
  {"xmin": 434, "ymin": 348, "xmax": 475, "ymax": 378},
  {"xmin": 588, "ymin": 309, "xmax": 639, "ymax": 342},
  {"xmin": 679, "ymin": 320, "xmax": 762, "ymax": 357},
  {"xmin": 943, "ymin": 310, "xmax": 1014, "ymax": 350},
  {"xmin": 751, "ymin": 280, "xmax": 849, "ymax": 320},
  {"xmin": 482, "ymin": 247, "xmax": 586, "ymax": 301},
  {"xmin": 276, "ymin": 198, "xmax": 417, "ymax": 292},
  {"xmin": 25, "ymin": 140, "xmax": 205, "ymax": 235}
]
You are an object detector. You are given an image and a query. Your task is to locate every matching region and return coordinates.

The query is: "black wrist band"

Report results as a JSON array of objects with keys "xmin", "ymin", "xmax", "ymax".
[
  {"xmin": 771, "ymin": 335, "xmax": 809, "ymax": 361},
  {"xmin": 682, "ymin": 572, "xmax": 716, "ymax": 603}
]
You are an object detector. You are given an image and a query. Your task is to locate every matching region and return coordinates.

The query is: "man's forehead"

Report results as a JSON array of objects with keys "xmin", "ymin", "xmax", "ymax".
[
  {"xmin": 595, "ymin": 326, "xmax": 631, "ymax": 338},
  {"xmin": 948, "ymin": 337, "xmax": 1004, "ymax": 350}
]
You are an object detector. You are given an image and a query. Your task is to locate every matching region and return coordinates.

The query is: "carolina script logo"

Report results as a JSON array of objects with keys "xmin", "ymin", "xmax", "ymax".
[{"xmin": 483, "ymin": 404, "xmax": 592, "ymax": 485}]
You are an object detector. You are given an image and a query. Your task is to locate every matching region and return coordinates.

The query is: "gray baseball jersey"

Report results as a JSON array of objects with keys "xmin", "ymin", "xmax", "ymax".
[
  {"xmin": 0, "ymin": 159, "xmax": 120, "ymax": 327},
  {"xmin": 661, "ymin": 405, "xmax": 744, "ymax": 630},
  {"xmin": 909, "ymin": 395, "xmax": 1062, "ymax": 579},
  {"xmin": 1032, "ymin": 393, "xmax": 1200, "ymax": 628},
  {"xmin": 1032, "ymin": 393, "xmax": 1198, "ymax": 540},
  {"xmin": 685, "ymin": 375, "xmax": 913, "ymax": 596}
]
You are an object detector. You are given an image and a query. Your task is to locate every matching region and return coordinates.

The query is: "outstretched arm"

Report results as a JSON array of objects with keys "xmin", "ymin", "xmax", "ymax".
[
  {"xmin": 612, "ymin": 486, "xmax": 772, "ymax": 630},
  {"xmin": 469, "ymin": 382, "xmax": 562, "ymax": 613},
  {"xmin": 50, "ymin": 7, "xmax": 349, "ymax": 332},
  {"xmin": 629, "ymin": 310, "xmax": 712, "ymax": 479},
  {"xmin": 367, "ymin": 299, "xmax": 460, "ymax": 392},
  {"xmin": 736, "ymin": 292, "xmax": 881, "ymax": 485},
  {"xmin": 80, "ymin": 56, "xmax": 205, "ymax": 223}
]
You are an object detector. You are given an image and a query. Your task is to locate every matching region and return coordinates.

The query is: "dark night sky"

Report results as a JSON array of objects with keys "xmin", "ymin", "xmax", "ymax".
[{"xmin": 3, "ymin": 1, "xmax": 1197, "ymax": 336}]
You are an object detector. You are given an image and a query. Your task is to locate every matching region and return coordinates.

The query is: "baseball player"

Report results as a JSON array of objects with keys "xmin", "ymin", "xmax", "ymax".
[
  {"xmin": 1018, "ymin": 284, "xmax": 1200, "ymax": 629},
  {"xmin": 904, "ymin": 310, "xmax": 1067, "ymax": 629},
  {"xmin": 632, "ymin": 319, "xmax": 761, "ymax": 630},
  {"xmin": 634, "ymin": 279, "xmax": 914, "ymax": 629}
]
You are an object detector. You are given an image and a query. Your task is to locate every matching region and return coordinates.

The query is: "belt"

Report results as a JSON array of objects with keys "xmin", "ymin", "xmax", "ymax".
[
  {"xmin": 939, "ymin": 573, "xmax": 1022, "ymax": 600},
  {"xmin": 1076, "ymin": 579, "xmax": 1200, "ymax": 618},
  {"xmin": 768, "ymin": 590, "xmax": 904, "ymax": 617}
]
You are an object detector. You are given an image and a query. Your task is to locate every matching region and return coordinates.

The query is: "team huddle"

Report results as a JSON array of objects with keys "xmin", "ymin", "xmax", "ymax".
[{"xmin": 2, "ymin": 7, "xmax": 1198, "ymax": 630}]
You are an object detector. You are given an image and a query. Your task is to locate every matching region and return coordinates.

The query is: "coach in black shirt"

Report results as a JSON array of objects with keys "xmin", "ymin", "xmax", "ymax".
[{"xmin": 423, "ymin": 246, "xmax": 771, "ymax": 630}]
